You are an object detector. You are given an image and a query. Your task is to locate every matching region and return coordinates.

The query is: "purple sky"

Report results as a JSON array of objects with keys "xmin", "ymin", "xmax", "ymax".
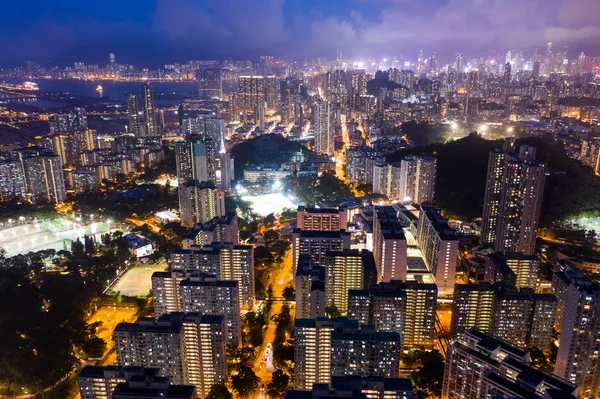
[{"xmin": 1, "ymin": 0, "xmax": 599, "ymax": 66}]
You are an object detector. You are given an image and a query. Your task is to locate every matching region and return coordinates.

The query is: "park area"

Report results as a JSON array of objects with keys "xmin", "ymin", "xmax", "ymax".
[{"xmin": 107, "ymin": 261, "xmax": 167, "ymax": 297}]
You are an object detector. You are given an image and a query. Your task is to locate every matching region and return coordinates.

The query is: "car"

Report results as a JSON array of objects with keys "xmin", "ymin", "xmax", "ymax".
[
  {"xmin": 260, "ymin": 385, "xmax": 265, "ymax": 392},
  {"xmin": 267, "ymin": 342, "xmax": 272, "ymax": 349}
]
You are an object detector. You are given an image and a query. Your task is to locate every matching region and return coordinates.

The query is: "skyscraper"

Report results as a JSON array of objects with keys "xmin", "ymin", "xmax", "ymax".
[
  {"xmin": 196, "ymin": 67, "xmax": 223, "ymax": 100},
  {"xmin": 142, "ymin": 82, "xmax": 156, "ymax": 136},
  {"xmin": 454, "ymin": 53, "xmax": 463, "ymax": 73},
  {"xmin": 481, "ymin": 140, "xmax": 546, "ymax": 254},
  {"xmin": 127, "ymin": 93, "xmax": 141, "ymax": 136},
  {"xmin": 314, "ymin": 100, "xmax": 335, "ymax": 155}
]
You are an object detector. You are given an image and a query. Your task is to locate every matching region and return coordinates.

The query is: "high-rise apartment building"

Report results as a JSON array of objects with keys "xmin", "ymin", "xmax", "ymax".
[
  {"xmin": 485, "ymin": 252, "xmax": 540, "ymax": 289},
  {"xmin": 294, "ymin": 318, "xmax": 401, "ymax": 389},
  {"xmin": 152, "ymin": 272, "xmax": 241, "ymax": 346},
  {"xmin": 372, "ymin": 162, "xmax": 402, "ymax": 199},
  {"xmin": 492, "ymin": 288, "xmax": 556, "ymax": 350},
  {"xmin": 292, "ymin": 229, "xmax": 351, "ymax": 272},
  {"xmin": 451, "ymin": 283, "xmax": 495, "ymax": 339},
  {"xmin": 24, "ymin": 154, "xmax": 67, "ymax": 203},
  {"xmin": 170, "ymin": 243, "xmax": 254, "ymax": 309},
  {"xmin": 481, "ymin": 140, "xmax": 546, "ymax": 254},
  {"xmin": 345, "ymin": 147, "xmax": 384, "ymax": 186},
  {"xmin": 114, "ymin": 312, "xmax": 226, "ymax": 398},
  {"xmin": 398, "ymin": 156, "xmax": 437, "ymax": 204},
  {"xmin": 416, "ymin": 206, "xmax": 458, "ymax": 296},
  {"xmin": 323, "ymin": 249, "xmax": 377, "ymax": 314},
  {"xmin": 0, "ymin": 161, "xmax": 26, "ymax": 202},
  {"xmin": 442, "ymin": 328, "xmax": 577, "ymax": 399},
  {"xmin": 554, "ymin": 275, "xmax": 600, "ymax": 399},
  {"xmin": 178, "ymin": 181, "xmax": 225, "ymax": 227},
  {"xmin": 296, "ymin": 258, "xmax": 326, "ymax": 319},
  {"xmin": 286, "ymin": 375, "xmax": 416, "ymax": 399},
  {"xmin": 175, "ymin": 139, "xmax": 217, "ymax": 184},
  {"xmin": 372, "ymin": 207, "xmax": 408, "ymax": 282},
  {"xmin": 78, "ymin": 366, "xmax": 197, "ymax": 399},
  {"xmin": 142, "ymin": 82, "xmax": 156, "ymax": 136},
  {"xmin": 450, "ymin": 284, "xmax": 556, "ymax": 350},
  {"xmin": 297, "ymin": 207, "xmax": 343, "ymax": 231},
  {"xmin": 347, "ymin": 280, "xmax": 437, "ymax": 350},
  {"xmin": 314, "ymin": 100, "xmax": 335, "ymax": 155},
  {"xmin": 196, "ymin": 67, "xmax": 222, "ymax": 100},
  {"xmin": 181, "ymin": 115, "xmax": 225, "ymax": 143},
  {"xmin": 127, "ymin": 93, "xmax": 141, "ymax": 136},
  {"xmin": 182, "ymin": 212, "xmax": 239, "ymax": 248}
]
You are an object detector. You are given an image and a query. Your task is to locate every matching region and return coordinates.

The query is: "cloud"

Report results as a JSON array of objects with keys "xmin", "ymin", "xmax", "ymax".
[{"xmin": 1, "ymin": 0, "xmax": 599, "ymax": 65}]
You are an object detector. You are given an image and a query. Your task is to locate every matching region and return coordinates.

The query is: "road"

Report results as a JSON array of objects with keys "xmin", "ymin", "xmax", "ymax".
[
  {"xmin": 88, "ymin": 305, "xmax": 138, "ymax": 365},
  {"xmin": 252, "ymin": 250, "xmax": 294, "ymax": 398}
]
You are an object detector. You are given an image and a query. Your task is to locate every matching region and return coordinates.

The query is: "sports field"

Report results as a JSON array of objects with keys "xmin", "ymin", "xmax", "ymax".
[
  {"xmin": 108, "ymin": 262, "xmax": 167, "ymax": 297},
  {"xmin": 241, "ymin": 192, "xmax": 296, "ymax": 216},
  {"xmin": 573, "ymin": 217, "xmax": 600, "ymax": 234},
  {"xmin": 0, "ymin": 217, "xmax": 115, "ymax": 257}
]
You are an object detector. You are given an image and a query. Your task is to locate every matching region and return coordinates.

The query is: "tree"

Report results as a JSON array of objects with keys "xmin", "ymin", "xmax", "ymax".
[
  {"xmin": 267, "ymin": 370, "xmax": 290, "ymax": 398},
  {"xmin": 82, "ymin": 337, "xmax": 106, "ymax": 358},
  {"xmin": 254, "ymin": 246, "xmax": 274, "ymax": 265},
  {"xmin": 206, "ymin": 383, "xmax": 233, "ymax": 399},
  {"xmin": 71, "ymin": 238, "xmax": 85, "ymax": 258},
  {"xmin": 264, "ymin": 213, "xmax": 277, "ymax": 228},
  {"xmin": 325, "ymin": 304, "xmax": 342, "ymax": 319},
  {"xmin": 410, "ymin": 350, "xmax": 445, "ymax": 398},
  {"xmin": 84, "ymin": 235, "xmax": 95, "ymax": 254},
  {"xmin": 270, "ymin": 240, "xmax": 291, "ymax": 260},
  {"xmin": 282, "ymin": 285, "xmax": 295, "ymax": 299},
  {"xmin": 231, "ymin": 366, "xmax": 261, "ymax": 399},
  {"xmin": 264, "ymin": 229, "xmax": 280, "ymax": 243}
]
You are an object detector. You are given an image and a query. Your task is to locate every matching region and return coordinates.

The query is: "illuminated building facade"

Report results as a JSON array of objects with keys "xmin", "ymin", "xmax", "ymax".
[
  {"xmin": 151, "ymin": 272, "xmax": 241, "ymax": 346},
  {"xmin": 114, "ymin": 313, "xmax": 226, "ymax": 398}
]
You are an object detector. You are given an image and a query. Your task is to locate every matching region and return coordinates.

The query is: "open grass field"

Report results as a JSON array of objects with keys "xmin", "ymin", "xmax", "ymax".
[{"xmin": 108, "ymin": 262, "xmax": 167, "ymax": 297}]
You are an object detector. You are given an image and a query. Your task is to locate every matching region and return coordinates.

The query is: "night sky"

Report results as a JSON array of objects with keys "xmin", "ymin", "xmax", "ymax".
[{"xmin": 1, "ymin": 0, "xmax": 600, "ymax": 66}]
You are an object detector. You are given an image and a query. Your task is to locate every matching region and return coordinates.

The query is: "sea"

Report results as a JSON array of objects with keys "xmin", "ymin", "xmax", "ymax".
[{"xmin": 0, "ymin": 78, "xmax": 237, "ymax": 109}]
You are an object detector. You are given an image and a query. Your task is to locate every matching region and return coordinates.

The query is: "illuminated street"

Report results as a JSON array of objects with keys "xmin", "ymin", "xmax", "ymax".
[{"xmin": 252, "ymin": 250, "xmax": 294, "ymax": 398}]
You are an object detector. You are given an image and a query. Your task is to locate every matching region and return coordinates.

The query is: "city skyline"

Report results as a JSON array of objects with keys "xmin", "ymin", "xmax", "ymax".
[{"xmin": 1, "ymin": 0, "xmax": 600, "ymax": 67}]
